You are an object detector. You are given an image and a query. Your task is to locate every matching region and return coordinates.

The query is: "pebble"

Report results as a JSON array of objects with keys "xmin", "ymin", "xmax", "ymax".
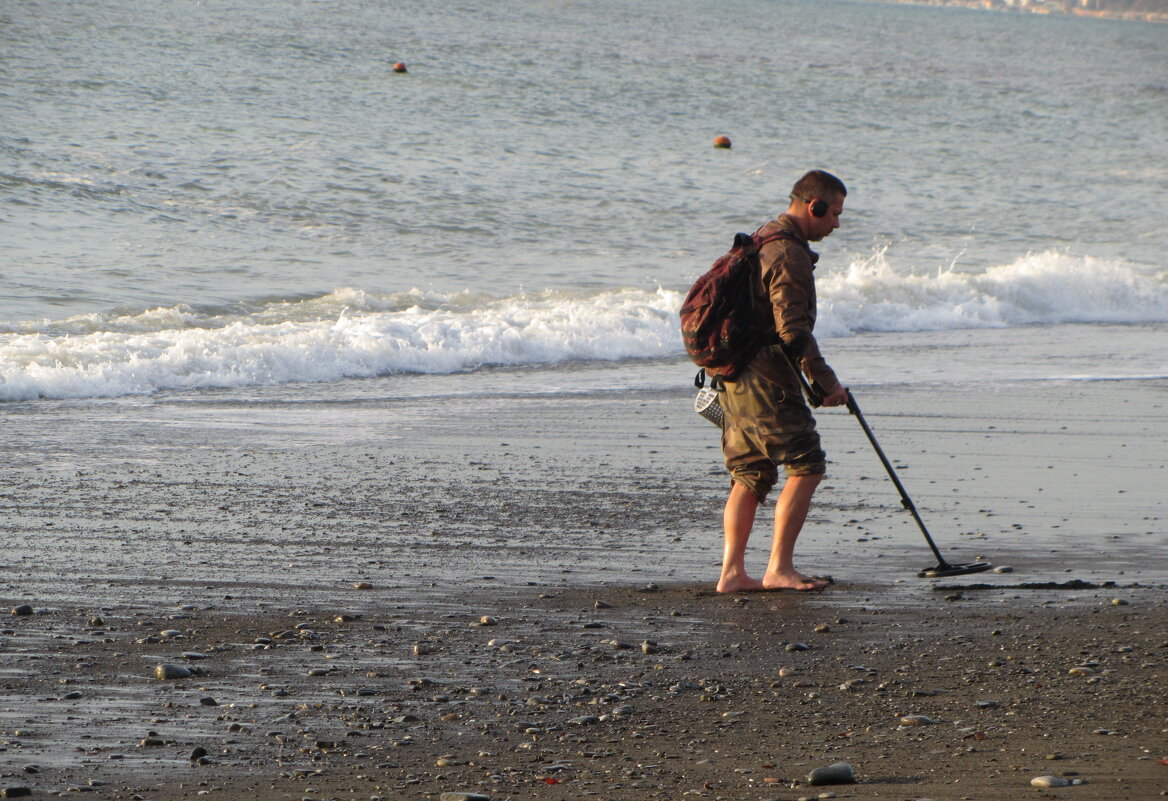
[
  {"xmin": 993, "ymin": 565, "xmax": 1014, "ymax": 573},
  {"xmin": 1111, "ymin": 598, "xmax": 1129, "ymax": 606},
  {"xmin": 786, "ymin": 642, "xmax": 810, "ymax": 652},
  {"xmin": 1031, "ymin": 775, "xmax": 1077, "ymax": 787},
  {"xmin": 900, "ymin": 715, "xmax": 938, "ymax": 726},
  {"xmin": 1, "ymin": 789, "xmax": 33, "ymax": 799},
  {"xmin": 354, "ymin": 581, "xmax": 374, "ymax": 590},
  {"xmin": 413, "ymin": 643, "xmax": 434, "ymax": 656},
  {"xmin": 478, "ymin": 615, "xmax": 498, "ymax": 626},
  {"xmin": 439, "ymin": 793, "xmax": 489, "ymax": 801},
  {"xmin": 814, "ymin": 623, "xmax": 831, "ymax": 633},
  {"xmin": 10, "ymin": 605, "xmax": 34, "ymax": 617},
  {"xmin": 806, "ymin": 761, "xmax": 855, "ymax": 785},
  {"xmin": 153, "ymin": 663, "xmax": 193, "ymax": 680},
  {"xmin": 190, "ymin": 746, "xmax": 208, "ymax": 761},
  {"xmin": 568, "ymin": 715, "xmax": 600, "ymax": 725},
  {"xmin": 160, "ymin": 629, "xmax": 183, "ymax": 638},
  {"xmin": 778, "ymin": 667, "xmax": 797, "ymax": 677}
]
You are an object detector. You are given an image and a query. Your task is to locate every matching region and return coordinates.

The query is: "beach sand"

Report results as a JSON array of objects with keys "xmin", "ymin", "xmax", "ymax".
[{"xmin": 2, "ymin": 372, "xmax": 1165, "ymax": 799}]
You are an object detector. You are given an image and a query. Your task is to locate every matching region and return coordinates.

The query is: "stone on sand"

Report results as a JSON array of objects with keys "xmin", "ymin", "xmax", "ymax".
[
  {"xmin": 153, "ymin": 663, "xmax": 193, "ymax": 680},
  {"xmin": 807, "ymin": 761, "xmax": 856, "ymax": 785}
]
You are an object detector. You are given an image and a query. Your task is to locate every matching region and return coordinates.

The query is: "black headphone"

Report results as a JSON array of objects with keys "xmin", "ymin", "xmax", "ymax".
[{"xmin": 811, "ymin": 199, "xmax": 828, "ymax": 218}]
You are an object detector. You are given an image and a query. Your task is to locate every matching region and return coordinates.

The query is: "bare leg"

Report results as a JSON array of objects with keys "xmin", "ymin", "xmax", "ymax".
[
  {"xmin": 762, "ymin": 473, "xmax": 829, "ymax": 591},
  {"xmin": 717, "ymin": 482, "xmax": 766, "ymax": 593}
]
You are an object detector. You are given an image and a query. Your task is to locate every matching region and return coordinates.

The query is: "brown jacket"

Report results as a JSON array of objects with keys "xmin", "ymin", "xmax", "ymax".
[{"xmin": 748, "ymin": 213, "xmax": 840, "ymax": 399}]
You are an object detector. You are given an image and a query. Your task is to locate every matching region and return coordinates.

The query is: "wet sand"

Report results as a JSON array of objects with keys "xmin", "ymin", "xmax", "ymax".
[{"xmin": 2, "ymin": 374, "xmax": 1166, "ymax": 799}]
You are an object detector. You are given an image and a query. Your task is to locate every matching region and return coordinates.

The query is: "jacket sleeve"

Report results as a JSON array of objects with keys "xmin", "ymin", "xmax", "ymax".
[
  {"xmin": 760, "ymin": 242, "xmax": 840, "ymax": 395},
  {"xmin": 799, "ymin": 336, "xmax": 840, "ymax": 397}
]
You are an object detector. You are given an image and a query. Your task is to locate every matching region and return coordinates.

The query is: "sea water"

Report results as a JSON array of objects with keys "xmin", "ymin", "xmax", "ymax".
[
  {"xmin": 3, "ymin": 1, "xmax": 1168, "ymax": 600},
  {"xmin": 2, "ymin": 0, "xmax": 1166, "ymax": 401}
]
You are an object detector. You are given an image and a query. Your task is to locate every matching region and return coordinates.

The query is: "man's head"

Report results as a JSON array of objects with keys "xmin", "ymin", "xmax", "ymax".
[{"xmin": 787, "ymin": 170, "xmax": 846, "ymax": 241}]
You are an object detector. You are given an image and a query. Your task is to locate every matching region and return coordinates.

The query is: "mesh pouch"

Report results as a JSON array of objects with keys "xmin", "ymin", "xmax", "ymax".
[{"xmin": 694, "ymin": 387, "xmax": 725, "ymax": 427}]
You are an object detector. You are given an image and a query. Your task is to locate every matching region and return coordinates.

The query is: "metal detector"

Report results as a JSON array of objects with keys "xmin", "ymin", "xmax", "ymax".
[
  {"xmin": 780, "ymin": 345, "xmax": 992, "ymax": 578},
  {"xmin": 843, "ymin": 391, "xmax": 992, "ymax": 578}
]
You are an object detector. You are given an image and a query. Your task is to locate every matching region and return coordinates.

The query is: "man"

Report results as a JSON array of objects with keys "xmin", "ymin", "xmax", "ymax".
[{"xmin": 716, "ymin": 170, "xmax": 849, "ymax": 594}]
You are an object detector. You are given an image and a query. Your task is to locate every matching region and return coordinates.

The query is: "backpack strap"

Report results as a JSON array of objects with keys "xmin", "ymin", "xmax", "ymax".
[
  {"xmin": 694, "ymin": 368, "xmax": 724, "ymax": 391},
  {"xmin": 752, "ymin": 229, "xmax": 798, "ymax": 249}
]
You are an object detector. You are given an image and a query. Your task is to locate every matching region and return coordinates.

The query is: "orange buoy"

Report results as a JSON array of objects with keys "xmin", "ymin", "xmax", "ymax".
[
  {"xmin": 712, "ymin": 135, "xmax": 732, "ymax": 149},
  {"xmin": 392, "ymin": 61, "xmax": 408, "ymax": 73}
]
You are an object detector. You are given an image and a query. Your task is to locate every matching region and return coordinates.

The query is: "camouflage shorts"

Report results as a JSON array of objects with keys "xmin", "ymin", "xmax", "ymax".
[{"xmin": 720, "ymin": 356, "xmax": 826, "ymax": 501}]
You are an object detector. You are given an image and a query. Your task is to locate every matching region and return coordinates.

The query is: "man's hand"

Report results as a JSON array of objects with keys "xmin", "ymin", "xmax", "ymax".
[{"xmin": 820, "ymin": 384, "xmax": 849, "ymax": 407}]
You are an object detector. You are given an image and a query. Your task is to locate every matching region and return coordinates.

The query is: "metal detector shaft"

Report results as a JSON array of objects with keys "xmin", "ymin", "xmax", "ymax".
[
  {"xmin": 775, "ymin": 342, "xmax": 956, "ymax": 570},
  {"xmin": 843, "ymin": 391, "xmax": 949, "ymax": 567}
]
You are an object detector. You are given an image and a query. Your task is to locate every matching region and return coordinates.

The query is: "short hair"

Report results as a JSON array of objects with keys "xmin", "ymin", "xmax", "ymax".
[{"xmin": 790, "ymin": 170, "xmax": 847, "ymax": 204}]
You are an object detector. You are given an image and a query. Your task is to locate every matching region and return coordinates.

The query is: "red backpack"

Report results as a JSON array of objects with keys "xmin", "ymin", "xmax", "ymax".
[{"xmin": 679, "ymin": 230, "xmax": 795, "ymax": 380}]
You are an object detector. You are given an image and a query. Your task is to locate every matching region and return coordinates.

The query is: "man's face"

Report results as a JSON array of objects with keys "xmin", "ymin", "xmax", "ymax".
[{"xmin": 807, "ymin": 195, "xmax": 844, "ymax": 242}]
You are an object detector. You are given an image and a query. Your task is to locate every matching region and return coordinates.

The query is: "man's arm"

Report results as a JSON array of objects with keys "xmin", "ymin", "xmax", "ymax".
[{"xmin": 763, "ymin": 244, "xmax": 841, "ymax": 396}]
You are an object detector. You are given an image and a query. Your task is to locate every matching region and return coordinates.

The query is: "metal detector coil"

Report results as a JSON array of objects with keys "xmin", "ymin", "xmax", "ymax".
[{"xmin": 919, "ymin": 561, "xmax": 993, "ymax": 579}]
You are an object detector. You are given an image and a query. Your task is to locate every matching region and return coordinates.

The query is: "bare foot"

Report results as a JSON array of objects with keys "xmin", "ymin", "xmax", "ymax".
[
  {"xmin": 716, "ymin": 574, "xmax": 766, "ymax": 593},
  {"xmin": 762, "ymin": 569, "xmax": 830, "ymax": 592}
]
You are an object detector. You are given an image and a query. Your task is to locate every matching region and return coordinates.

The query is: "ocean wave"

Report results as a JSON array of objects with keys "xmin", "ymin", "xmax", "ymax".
[
  {"xmin": 815, "ymin": 249, "xmax": 1168, "ymax": 336},
  {"xmin": 0, "ymin": 288, "xmax": 684, "ymax": 401},
  {"xmin": 1, "ymin": 251, "xmax": 1164, "ymax": 401}
]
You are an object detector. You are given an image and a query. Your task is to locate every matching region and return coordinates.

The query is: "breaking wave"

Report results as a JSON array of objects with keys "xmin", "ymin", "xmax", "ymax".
[{"xmin": 2, "ymin": 250, "xmax": 1164, "ymax": 401}]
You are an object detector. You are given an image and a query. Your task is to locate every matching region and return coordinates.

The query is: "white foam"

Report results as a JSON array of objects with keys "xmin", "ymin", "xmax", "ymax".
[
  {"xmin": 0, "ymin": 288, "xmax": 684, "ymax": 401},
  {"xmin": 816, "ymin": 249, "xmax": 1167, "ymax": 336},
  {"xmin": 2, "ymin": 251, "xmax": 1165, "ymax": 401}
]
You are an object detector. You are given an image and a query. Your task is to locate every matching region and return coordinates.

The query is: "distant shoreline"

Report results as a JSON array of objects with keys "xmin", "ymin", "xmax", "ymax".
[{"xmin": 865, "ymin": 0, "xmax": 1168, "ymax": 24}]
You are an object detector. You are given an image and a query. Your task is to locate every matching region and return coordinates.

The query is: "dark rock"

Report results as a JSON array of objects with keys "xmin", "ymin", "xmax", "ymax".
[
  {"xmin": 153, "ymin": 663, "xmax": 193, "ymax": 680},
  {"xmin": 807, "ymin": 761, "xmax": 856, "ymax": 785}
]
